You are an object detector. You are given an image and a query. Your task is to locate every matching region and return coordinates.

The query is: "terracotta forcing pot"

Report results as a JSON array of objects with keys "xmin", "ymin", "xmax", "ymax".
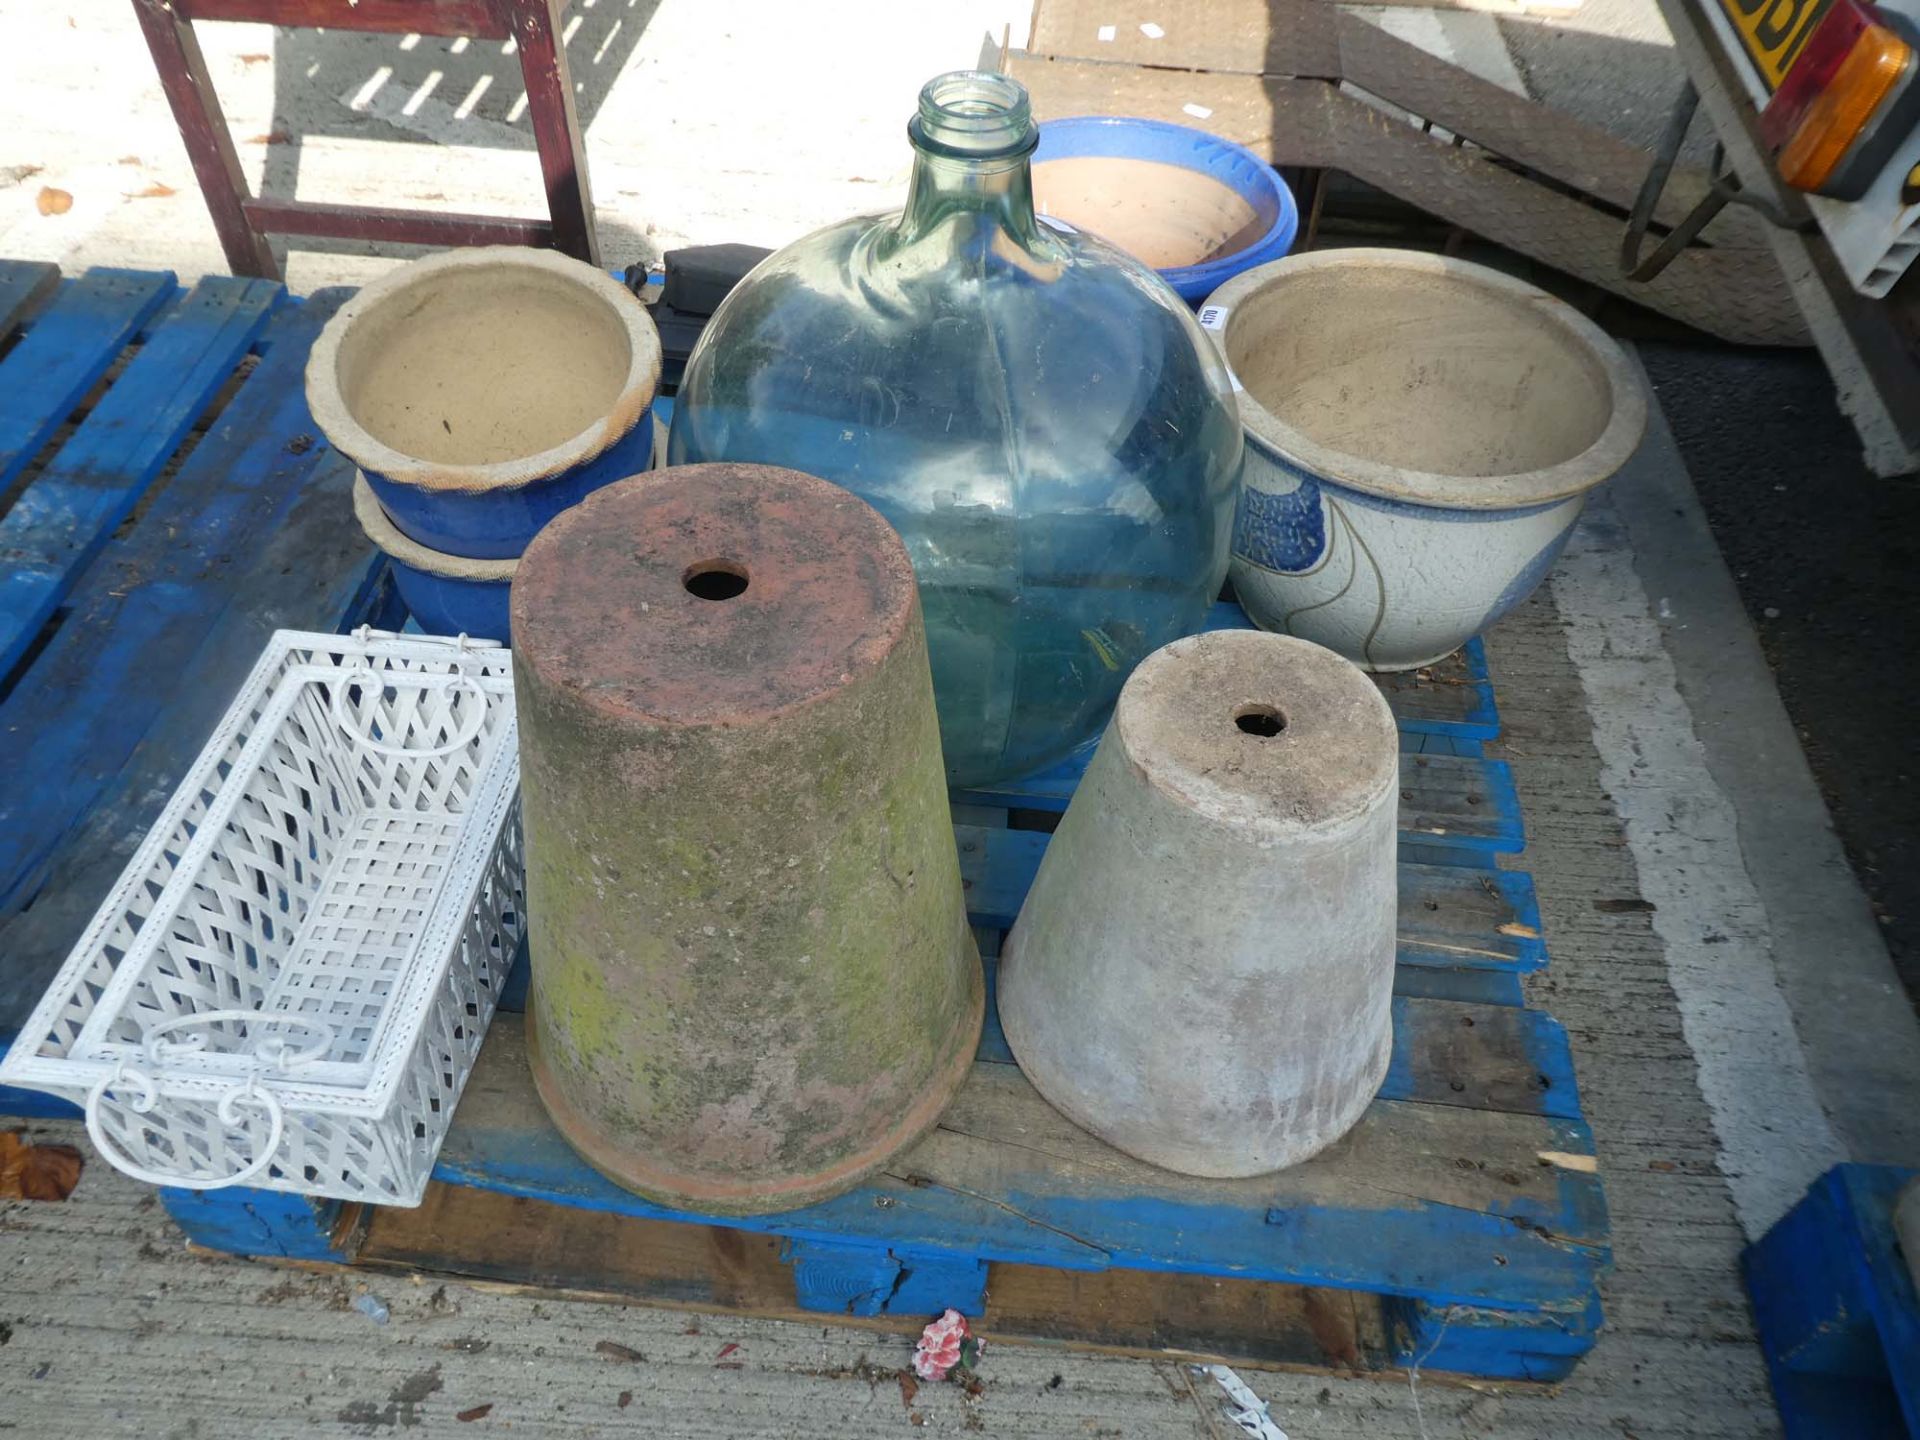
[{"xmin": 509, "ymin": 464, "xmax": 983, "ymax": 1215}]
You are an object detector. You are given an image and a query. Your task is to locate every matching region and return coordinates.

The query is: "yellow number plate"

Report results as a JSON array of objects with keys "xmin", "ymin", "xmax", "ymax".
[{"xmin": 1716, "ymin": 0, "xmax": 1834, "ymax": 89}]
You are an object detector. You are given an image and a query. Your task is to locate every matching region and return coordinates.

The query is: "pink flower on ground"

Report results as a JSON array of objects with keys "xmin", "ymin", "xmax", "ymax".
[{"xmin": 912, "ymin": 1308, "xmax": 974, "ymax": 1381}]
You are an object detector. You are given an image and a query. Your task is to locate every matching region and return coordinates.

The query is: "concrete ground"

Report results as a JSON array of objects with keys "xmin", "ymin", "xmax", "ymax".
[{"xmin": 4, "ymin": 0, "xmax": 1919, "ymax": 1436}]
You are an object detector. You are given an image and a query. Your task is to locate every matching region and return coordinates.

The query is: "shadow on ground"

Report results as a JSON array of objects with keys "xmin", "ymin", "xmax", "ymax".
[
  {"xmin": 252, "ymin": 0, "xmax": 662, "ymax": 269},
  {"xmin": 1640, "ymin": 343, "xmax": 1920, "ymax": 1012}
]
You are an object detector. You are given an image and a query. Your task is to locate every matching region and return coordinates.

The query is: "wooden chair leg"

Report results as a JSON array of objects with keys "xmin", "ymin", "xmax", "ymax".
[
  {"xmin": 129, "ymin": 0, "xmax": 280, "ymax": 280},
  {"xmin": 512, "ymin": 0, "xmax": 601, "ymax": 266}
]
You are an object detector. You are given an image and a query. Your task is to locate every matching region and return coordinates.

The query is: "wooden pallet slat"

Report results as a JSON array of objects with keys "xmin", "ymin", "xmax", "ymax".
[
  {"xmin": 0, "ymin": 276, "xmax": 283, "ymax": 678},
  {"xmin": 1006, "ymin": 52, "xmax": 1806, "ymax": 347},
  {"xmin": 1398, "ymin": 862, "xmax": 1546, "ymax": 973},
  {"xmin": 0, "ymin": 269, "xmax": 176, "ymax": 494},
  {"xmin": 1027, "ymin": 0, "xmax": 1726, "ymax": 231},
  {"xmin": 0, "ymin": 260, "xmax": 61, "ymax": 339},
  {"xmin": 415, "ymin": 1010, "xmax": 1605, "ymax": 1310}
]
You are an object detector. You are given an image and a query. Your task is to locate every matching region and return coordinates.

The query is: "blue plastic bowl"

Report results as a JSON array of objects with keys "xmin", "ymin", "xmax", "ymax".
[
  {"xmin": 354, "ymin": 473, "xmax": 515, "ymax": 642},
  {"xmin": 1033, "ymin": 117, "xmax": 1298, "ymax": 304}
]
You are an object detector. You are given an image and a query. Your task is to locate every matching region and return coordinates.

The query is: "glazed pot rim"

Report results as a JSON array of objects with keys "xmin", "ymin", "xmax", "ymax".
[
  {"xmin": 308, "ymin": 246, "xmax": 662, "ymax": 496},
  {"xmin": 1033, "ymin": 115, "xmax": 1299, "ymax": 291},
  {"xmin": 353, "ymin": 471, "xmax": 519, "ymax": 580},
  {"xmin": 1202, "ymin": 248, "xmax": 1648, "ymax": 512}
]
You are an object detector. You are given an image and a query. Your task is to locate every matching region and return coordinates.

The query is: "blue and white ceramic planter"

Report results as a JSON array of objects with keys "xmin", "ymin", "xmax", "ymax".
[
  {"xmin": 354, "ymin": 473, "xmax": 515, "ymax": 642},
  {"xmin": 309, "ymin": 247, "xmax": 661, "ymax": 560},
  {"xmin": 1201, "ymin": 250, "xmax": 1647, "ymax": 670},
  {"xmin": 1033, "ymin": 116, "xmax": 1297, "ymax": 304}
]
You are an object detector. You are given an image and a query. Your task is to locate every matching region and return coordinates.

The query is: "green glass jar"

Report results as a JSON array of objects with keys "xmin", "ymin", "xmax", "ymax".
[{"xmin": 669, "ymin": 72, "xmax": 1243, "ymax": 787}]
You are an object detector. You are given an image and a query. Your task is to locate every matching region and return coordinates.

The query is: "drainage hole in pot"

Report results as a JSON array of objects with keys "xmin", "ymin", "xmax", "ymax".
[
  {"xmin": 683, "ymin": 559, "xmax": 749, "ymax": 601},
  {"xmin": 1234, "ymin": 704, "xmax": 1286, "ymax": 737}
]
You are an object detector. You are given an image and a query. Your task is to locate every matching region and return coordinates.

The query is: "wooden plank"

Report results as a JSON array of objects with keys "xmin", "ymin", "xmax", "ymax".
[
  {"xmin": 1389, "ymin": 1290, "xmax": 1601, "ymax": 1383},
  {"xmin": 241, "ymin": 197, "xmax": 555, "ymax": 249},
  {"xmin": 513, "ymin": 0, "xmax": 600, "ymax": 265},
  {"xmin": 0, "ymin": 269, "xmax": 175, "ymax": 496},
  {"xmin": 1331, "ymin": 13, "xmax": 1715, "ymax": 228},
  {"xmin": 431, "ymin": 1015, "xmax": 1605, "ymax": 1313},
  {"xmin": 1392, "ymin": 966, "xmax": 1526, "ymax": 1007},
  {"xmin": 1397, "ymin": 863, "xmax": 1546, "ymax": 975},
  {"xmin": 1007, "ymin": 55, "xmax": 1808, "ymax": 346},
  {"xmin": 1374, "ymin": 637, "xmax": 1499, "ymax": 739},
  {"xmin": 1384, "ymin": 996, "xmax": 1580, "ymax": 1120},
  {"xmin": 180, "ymin": 0, "xmax": 508, "ymax": 35},
  {"xmin": 131, "ymin": 0, "xmax": 279, "ymax": 278},
  {"xmin": 0, "ymin": 261, "xmax": 61, "ymax": 340},
  {"xmin": 0, "ymin": 276, "xmax": 282, "ymax": 679},
  {"xmin": 957, "ymin": 823, "xmax": 1545, "ymax": 981},
  {"xmin": 910, "ymin": 1061, "xmax": 1605, "ymax": 1307},
  {"xmin": 1017, "ymin": 52, "xmax": 1328, "ymax": 158},
  {"xmin": 355, "ymin": 1182, "xmax": 1405, "ymax": 1376},
  {"xmin": 1029, "ymin": 0, "xmax": 1344, "ymax": 78},
  {"xmin": 1400, "ymin": 752, "xmax": 1523, "ymax": 852},
  {"xmin": 1025, "ymin": 0, "xmax": 1721, "ymax": 229},
  {"xmin": 945, "ymin": 982, "xmax": 1583, "ymax": 1123}
]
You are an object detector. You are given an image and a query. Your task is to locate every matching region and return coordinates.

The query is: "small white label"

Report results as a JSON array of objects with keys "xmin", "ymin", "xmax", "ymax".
[
  {"xmin": 1182, "ymin": 102, "xmax": 1213, "ymax": 119},
  {"xmin": 1196, "ymin": 307, "xmax": 1242, "ymax": 392},
  {"xmin": 1139, "ymin": 20, "xmax": 1165, "ymax": 37},
  {"xmin": 1097, "ymin": 23, "xmax": 1116, "ymax": 40}
]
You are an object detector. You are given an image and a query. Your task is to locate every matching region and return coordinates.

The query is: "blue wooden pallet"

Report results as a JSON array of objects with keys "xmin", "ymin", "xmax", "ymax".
[
  {"xmin": 163, "ymin": 553, "xmax": 1597, "ymax": 1380},
  {"xmin": 0, "ymin": 260, "xmax": 1606, "ymax": 1384},
  {"xmin": 1745, "ymin": 1164, "xmax": 1920, "ymax": 1438},
  {"xmin": 0, "ymin": 260, "xmax": 395, "ymax": 1117}
]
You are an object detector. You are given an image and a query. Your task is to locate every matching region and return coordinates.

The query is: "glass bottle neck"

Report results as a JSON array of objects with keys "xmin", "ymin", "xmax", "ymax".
[
  {"xmin": 894, "ymin": 149, "xmax": 1042, "ymax": 247},
  {"xmin": 884, "ymin": 71, "xmax": 1047, "ymax": 253}
]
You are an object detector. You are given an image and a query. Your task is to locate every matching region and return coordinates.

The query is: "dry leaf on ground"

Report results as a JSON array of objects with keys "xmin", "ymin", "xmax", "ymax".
[{"xmin": 0, "ymin": 1131, "xmax": 82, "ymax": 1201}]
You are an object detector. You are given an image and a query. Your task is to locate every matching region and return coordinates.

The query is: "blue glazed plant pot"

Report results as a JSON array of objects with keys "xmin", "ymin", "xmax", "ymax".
[
  {"xmin": 310, "ymin": 247, "xmax": 661, "ymax": 560},
  {"xmin": 354, "ymin": 473, "xmax": 515, "ymax": 642},
  {"xmin": 1202, "ymin": 250, "xmax": 1648, "ymax": 670},
  {"xmin": 1032, "ymin": 116, "xmax": 1297, "ymax": 304}
]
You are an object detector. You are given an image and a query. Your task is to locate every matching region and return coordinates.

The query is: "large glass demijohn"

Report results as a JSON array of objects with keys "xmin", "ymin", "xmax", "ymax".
[{"xmin": 668, "ymin": 72, "xmax": 1243, "ymax": 787}]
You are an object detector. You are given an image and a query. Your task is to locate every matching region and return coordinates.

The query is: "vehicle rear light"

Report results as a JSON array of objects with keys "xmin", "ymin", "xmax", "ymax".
[{"xmin": 1763, "ymin": 0, "xmax": 1917, "ymax": 196}]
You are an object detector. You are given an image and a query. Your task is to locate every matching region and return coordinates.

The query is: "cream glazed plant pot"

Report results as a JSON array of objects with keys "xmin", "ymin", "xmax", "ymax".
[
  {"xmin": 1202, "ymin": 249, "xmax": 1648, "ymax": 671},
  {"xmin": 306, "ymin": 245, "xmax": 660, "ymax": 560}
]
